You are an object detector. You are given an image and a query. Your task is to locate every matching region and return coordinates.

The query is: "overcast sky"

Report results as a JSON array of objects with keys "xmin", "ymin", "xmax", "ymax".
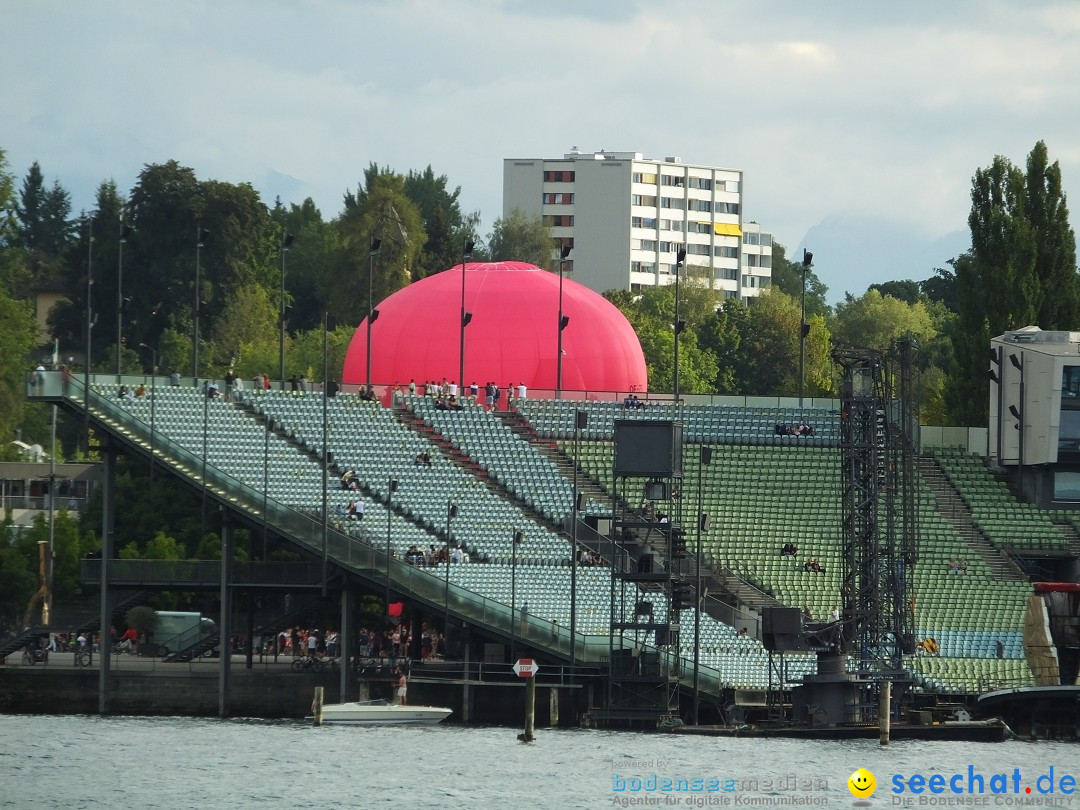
[{"xmin": 4, "ymin": 0, "xmax": 1080, "ymax": 299}]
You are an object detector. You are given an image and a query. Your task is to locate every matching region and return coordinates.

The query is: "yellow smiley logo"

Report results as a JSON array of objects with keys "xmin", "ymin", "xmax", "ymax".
[{"xmin": 848, "ymin": 768, "xmax": 877, "ymax": 798}]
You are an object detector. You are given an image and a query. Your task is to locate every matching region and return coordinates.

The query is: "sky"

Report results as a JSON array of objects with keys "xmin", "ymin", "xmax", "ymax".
[{"xmin": 4, "ymin": 0, "xmax": 1080, "ymax": 301}]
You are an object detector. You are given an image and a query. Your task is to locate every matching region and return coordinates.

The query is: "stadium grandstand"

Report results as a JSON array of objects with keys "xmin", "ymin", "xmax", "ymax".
[{"xmin": 28, "ymin": 369, "xmax": 1054, "ymax": 701}]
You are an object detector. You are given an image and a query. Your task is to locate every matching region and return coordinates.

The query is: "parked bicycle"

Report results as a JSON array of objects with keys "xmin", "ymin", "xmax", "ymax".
[
  {"xmin": 22, "ymin": 647, "xmax": 48, "ymax": 666},
  {"xmin": 291, "ymin": 654, "xmax": 336, "ymax": 673}
]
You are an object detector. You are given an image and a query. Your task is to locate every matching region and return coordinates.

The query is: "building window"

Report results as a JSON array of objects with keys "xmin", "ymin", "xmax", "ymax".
[
  {"xmin": 632, "ymin": 172, "xmax": 657, "ymax": 185},
  {"xmin": 659, "ymin": 241, "xmax": 680, "ymax": 254},
  {"xmin": 543, "ymin": 170, "xmax": 575, "ymax": 182},
  {"xmin": 714, "ymin": 246, "xmax": 738, "ymax": 258},
  {"xmin": 659, "ymin": 197, "xmax": 684, "ymax": 210},
  {"xmin": 553, "ymin": 236, "xmax": 574, "ymax": 252},
  {"xmin": 687, "ymin": 222, "xmax": 711, "ymax": 234},
  {"xmin": 660, "ymin": 219, "xmax": 683, "ymax": 232},
  {"xmin": 687, "ymin": 177, "xmax": 713, "ymax": 190},
  {"xmin": 542, "ymin": 215, "xmax": 575, "ymax": 227},
  {"xmin": 742, "ymin": 275, "xmax": 757, "ymax": 288},
  {"xmin": 660, "ymin": 174, "xmax": 685, "ymax": 187},
  {"xmin": 687, "ymin": 243, "xmax": 710, "ymax": 256},
  {"xmin": 744, "ymin": 253, "xmax": 760, "ymax": 267},
  {"xmin": 743, "ymin": 232, "xmax": 760, "ymax": 245},
  {"xmin": 715, "ymin": 202, "xmax": 740, "ymax": 215},
  {"xmin": 631, "ymin": 216, "xmax": 657, "ymax": 229},
  {"xmin": 659, "ymin": 263, "xmax": 674, "ymax": 275},
  {"xmin": 542, "ymin": 192, "xmax": 574, "ymax": 205},
  {"xmin": 724, "ymin": 290, "xmax": 737, "ymax": 299},
  {"xmin": 631, "ymin": 194, "xmax": 657, "ymax": 207},
  {"xmin": 631, "ymin": 262, "xmax": 656, "ymax": 274},
  {"xmin": 716, "ymin": 268, "xmax": 738, "ymax": 281},
  {"xmin": 687, "ymin": 199, "xmax": 713, "ymax": 212},
  {"xmin": 760, "ymin": 233, "xmax": 772, "ymax": 246}
]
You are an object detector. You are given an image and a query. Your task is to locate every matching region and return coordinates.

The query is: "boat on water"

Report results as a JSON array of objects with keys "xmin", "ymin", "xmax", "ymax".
[{"xmin": 316, "ymin": 699, "xmax": 452, "ymax": 726}]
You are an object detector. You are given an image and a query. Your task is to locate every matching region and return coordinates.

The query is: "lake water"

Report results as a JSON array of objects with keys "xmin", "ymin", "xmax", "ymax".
[{"xmin": 0, "ymin": 716, "xmax": 1076, "ymax": 809}]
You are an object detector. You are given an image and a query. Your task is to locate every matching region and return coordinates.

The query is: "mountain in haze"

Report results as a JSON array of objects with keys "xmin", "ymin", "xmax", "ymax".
[{"xmin": 799, "ymin": 214, "xmax": 969, "ymax": 305}]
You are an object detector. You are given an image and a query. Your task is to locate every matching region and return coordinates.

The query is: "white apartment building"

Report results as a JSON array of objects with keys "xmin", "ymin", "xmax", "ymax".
[{"xmin": 502, "ymin": 149, "xmax": 772, "ymax": 298}]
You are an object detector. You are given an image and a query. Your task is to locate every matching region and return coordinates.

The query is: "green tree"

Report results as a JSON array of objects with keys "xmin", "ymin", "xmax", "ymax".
[
  {"xmin": 712, "ymin": 290, "xmax": 832, "ymax": 396},
  {"xmin": 212, "ymin": 281, "xmax": 278, "ymax": 373},
  {"xmin": 0, "ymin": 529, "xmax": 36, "ymax": 626},
  {"xmin": 868, "ymin": 280, "xmax": 921, "ymax": 305},
  {"xmin": 831, "ymin": 289, "xmax": 937, "ymax": 352},
  {"xmin": 606, "ymin": 283, "xmax": 721, "ymax": 394},
  {"xmin": 0, "ymin": 283, "xmax": 38, "ymax": 441},
  {"xmin": 487, "ymin": 209, "xmax": 552, "ymax": 268},
  {"xmin": 335, "ymin": 172, "xmax": 426, "ymax": 327},
  {"xmin": 947, "ymin": 141, "xmax": 1078, "ymax": 425}
]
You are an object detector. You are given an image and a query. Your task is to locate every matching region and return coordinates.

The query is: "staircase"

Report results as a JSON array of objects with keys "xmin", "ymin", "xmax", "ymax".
[
  {"xmin": 493, "ymin": 410, "xmax": 618, "ymax": 518},
  {"xmin": 1051, "ymin": 519, "xmax": 1080, "ymax": 558},
  {"xmin": 392, "ymin": 405, "xmax": 568, "ymax": 540},
  {"xmin": 916, "ymin": 455, "xmax": 1027, "ymax": 582}
]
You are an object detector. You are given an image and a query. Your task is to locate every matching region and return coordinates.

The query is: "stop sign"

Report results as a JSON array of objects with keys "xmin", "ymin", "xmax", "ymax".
[{"xmin": 513, "ymin": 658, "xmax": 539, "ymax": 678}]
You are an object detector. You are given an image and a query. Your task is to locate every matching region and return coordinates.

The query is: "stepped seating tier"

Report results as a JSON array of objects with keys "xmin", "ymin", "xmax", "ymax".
[
  {"xmin": 932, "ymin": 448, "xmax": 1068, "ymax": 552},
  {"xmin": 92, "ymin": 384, "xmax": 1041, "ymax": 694}
]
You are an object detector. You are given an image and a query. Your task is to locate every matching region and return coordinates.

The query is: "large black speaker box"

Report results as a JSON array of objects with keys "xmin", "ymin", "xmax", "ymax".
[{"xmin": 613, "ymin": 420, "xmax": 683, "ymax": 478}]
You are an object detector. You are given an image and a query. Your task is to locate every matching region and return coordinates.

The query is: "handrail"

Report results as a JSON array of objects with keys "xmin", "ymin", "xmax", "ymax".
[{"xmin": 29, "ymin": 370, "xmax": 731, "ymax": 696}]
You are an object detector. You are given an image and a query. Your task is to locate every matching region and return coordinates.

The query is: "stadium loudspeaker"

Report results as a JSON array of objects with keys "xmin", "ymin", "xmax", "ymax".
[
  {"xmin": 613, "ymin": 420, "xmax": 683, "ymax": 477},
  {"xmin": 575, "ymin": 410, "xmax": 588, "ymax": 429},
  {"xmin": 576, "ymin": 493, "xmax": 586, "ymax": 511},
  {"xmin": 763, "ymin": 607, "xmax": 802, "ymax": 635},
  {"xmin": 645, "ymin": 480, "xmax": 669, "ymax": 500},
  {"xmin": 699, "ymin": 513, "xmax": 710, "ymax": 533}
]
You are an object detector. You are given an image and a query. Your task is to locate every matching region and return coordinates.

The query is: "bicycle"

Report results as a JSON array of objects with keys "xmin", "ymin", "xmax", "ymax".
[
  {"xmin": 291, "ymin": 654, "xmax": 333, "ymax": 673},
  {"xmin": 21, "ymin": 648, "xmax": 48, "ymax": 666},
  {"xmin": 74, "ymin": 649, "xmax": 92, "ymax": 667}
]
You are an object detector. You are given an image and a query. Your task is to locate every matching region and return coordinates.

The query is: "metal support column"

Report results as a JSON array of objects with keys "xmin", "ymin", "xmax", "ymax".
[
  {"xmin": 97, "ymin": 443, "xmax": 116, "ymax": 714},
  {"xmin": 218, "ymin": 514, "xmax": 233, "ymax": 717},
  {"xmin": 339, "ymin": 586, "xmax": 353, "ymax": 702}
]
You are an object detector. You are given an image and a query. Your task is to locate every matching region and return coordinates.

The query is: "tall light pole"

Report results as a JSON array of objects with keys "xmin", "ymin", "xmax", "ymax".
[
  {"xmin": 193, "ymin": 227, "xmax": 210, "ymax": 382},
  {"xmin": 278, "ymin": 232, "xmax": 294, "ymax": 389},
  {"xmin": 799, "ymin": 249, "xmax": 813, "ymax": 408},
  {"xmin": 444, "ymin": 501, "xmax": 459, "ymax": 646},
  {"xmin": 458, "ymin": 240, "xmax": 475, "ymax": 394},
  {"xmin": 366, "ymin": 237, "xmax": 382, "ymax": 391},
  {"xmin": 693, "ymin": 445, "xmax": 711, "ymax": 725},
  {"xmin": 321, "ymin": 312, "xmax": 330, "ymax": 596},
  {"xmin": 385, "ymin": 478, "xmax": 399, "ymax": 617},
  {"xmin": 556, "ymin": 245, "xmax": 572, "ymax": 399},
  {"xmin": 510, "ymin": 528, "xmax": 523, "ymax": 662},
  {"xmin": 571, "ymin": 409, "xmax": 587, "ymax": 665},
  {"xmin": 83, "ymin": 216, "xmax": 94, "ymax": 454},
  {"xmin": 116, "ymin": 219, "xmax": 132, "ymax": 378},
  {"xmin": 673, "ymin": 248, "xmax": 687, "ymax": 403},
  {"xmin": 138, "ymin": 343, "xmax": 157, "ymax": 489}
]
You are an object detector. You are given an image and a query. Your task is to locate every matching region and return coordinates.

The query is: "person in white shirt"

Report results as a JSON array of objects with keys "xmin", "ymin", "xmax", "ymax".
[
  {"xmin": 448, "ymin": 381, "xmax": 458, "ymax": 398},
  {"xmin": 516, "ymin": 382, "xmax": 527, "ymax": 402}
]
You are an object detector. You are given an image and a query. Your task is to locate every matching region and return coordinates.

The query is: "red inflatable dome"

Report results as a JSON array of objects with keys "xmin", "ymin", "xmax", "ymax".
[{"xmin": 342, "ymin": 261, "xmax": 647, "ymax": 394}]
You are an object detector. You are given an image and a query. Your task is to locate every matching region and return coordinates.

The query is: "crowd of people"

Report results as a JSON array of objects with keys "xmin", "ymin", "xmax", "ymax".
[
  {"xmin": 774, "ymin": 422, "xmax": 815, "ymax": 436},
  {"xmin": 802, "ymin": 558, "xmax": 826, "ymax": 574},
  {"xmin": 401, "ymin": 543, "xmax": 469, "ymax": 566},
  {"xmin": 947, "ymin": 558, "xmax": 969, "ymax": 575}
]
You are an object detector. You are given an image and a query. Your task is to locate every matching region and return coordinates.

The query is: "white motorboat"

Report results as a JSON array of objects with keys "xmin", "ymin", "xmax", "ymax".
[{"xmin": 316, "ymin": 699, "xmax": 452, "ymax": 726}]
